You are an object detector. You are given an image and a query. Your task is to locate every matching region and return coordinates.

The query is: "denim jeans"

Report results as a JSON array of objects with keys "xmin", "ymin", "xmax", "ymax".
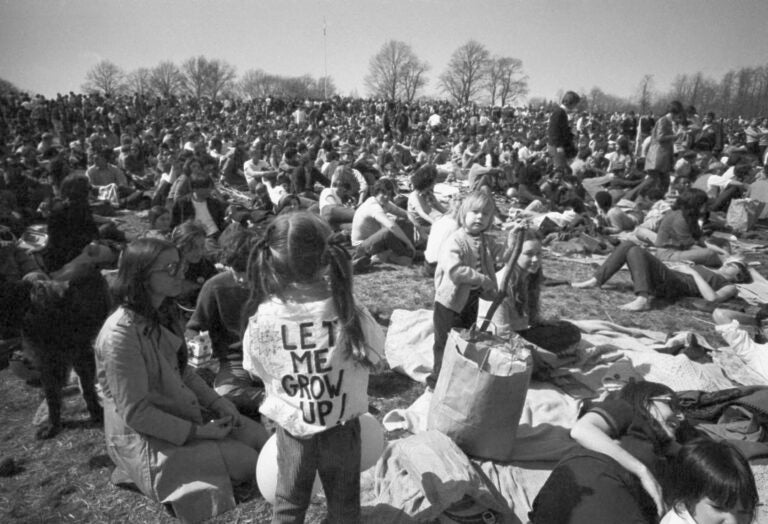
[
  {"xmin": 593, "ymin": 241, "xmax": 696, "ymax": 298},
  {"xmin": 273, "ymin": 419, "xmax": 361, "ymax": 524}
]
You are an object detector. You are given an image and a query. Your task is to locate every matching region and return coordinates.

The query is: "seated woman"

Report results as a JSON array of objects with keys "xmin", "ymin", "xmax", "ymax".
[
  {"xmin": 95, "ymin": 237, "xmax": 267, "ymax": 522},
  {"xmin": 407, "ymin": 164, "xmax": 446, "ymax": 246},
  {"xmin": 171, "ymin": 220, "xmax": 218, "ymax": 312},
  {"xmin": 654, "ymin": 189, "xmax": 722, "ymax": 267},
  {"xmin": 186, "ymin": 227, "xmax": 264, "ymax": 419},
  {"xmin": 572, "ymin": 242, "xmax": 751, "ymax": 311},
  {"xmin": 530, "ymin": 380, "xmax": 687, "ymax": 523},
  {"xmin": 480, "ymin": 228, "xmax": 581, "ymax": 353},
  {"xmin": 661, "ymin": 439, "xmax": 757, "ymax": 524}
]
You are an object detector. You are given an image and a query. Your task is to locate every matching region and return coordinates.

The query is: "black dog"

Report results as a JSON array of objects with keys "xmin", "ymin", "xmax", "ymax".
[{"xmin": 15, "ymin": 265, "xmax": 111, "ymax": 439}]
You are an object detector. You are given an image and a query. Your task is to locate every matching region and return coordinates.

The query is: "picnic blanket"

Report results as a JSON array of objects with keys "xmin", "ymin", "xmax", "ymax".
[{"xmin": 377, "ymin": 313, "xmax": 756, "ymax": 521}]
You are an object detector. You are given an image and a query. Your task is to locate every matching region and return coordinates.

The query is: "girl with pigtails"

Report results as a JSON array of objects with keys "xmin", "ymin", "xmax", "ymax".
[{"xmin": 242, "ymin": 211, "xmax": 384, "ymax": 523}]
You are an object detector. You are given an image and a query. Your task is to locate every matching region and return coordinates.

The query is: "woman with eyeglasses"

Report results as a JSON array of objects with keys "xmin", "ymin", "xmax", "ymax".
[
  {"xmin": 530, "ymin": 380, "xmax": 690, "ymax": 524},
  {"xmin": 95, "ymin": 238, "xmax": 267, "ymax": 522}
]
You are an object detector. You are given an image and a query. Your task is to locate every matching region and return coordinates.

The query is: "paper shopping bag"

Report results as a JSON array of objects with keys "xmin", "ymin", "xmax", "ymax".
[{"xmin": 427, "ymin": 328, "xmax": 532, "ymax": 462}]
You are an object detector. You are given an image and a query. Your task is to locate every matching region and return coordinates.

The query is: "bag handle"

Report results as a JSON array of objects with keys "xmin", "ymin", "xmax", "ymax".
[{"xmin": 478, "ymin": 224, "xmax": 527, "ymax": 333}]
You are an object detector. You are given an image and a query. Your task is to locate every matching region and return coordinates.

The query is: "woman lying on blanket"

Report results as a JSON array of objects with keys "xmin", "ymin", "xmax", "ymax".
[
  {"xmin": 571, "ymin": 241, "xmax": 751, "ymax": 311},
  {"xmin": 530, "ymin": 380, "xmax": 692, "ymax": 523},
  {"xmin": 481, "ymin": 228, "xmax": 581, "ymax": 353}
]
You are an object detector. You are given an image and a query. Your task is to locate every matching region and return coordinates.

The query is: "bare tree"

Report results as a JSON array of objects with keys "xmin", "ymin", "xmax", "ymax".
[
  {"xmin": 439, "ymin": 40, "xmax": 490, "ymax": 105},
  {"xmin": 82, "ymin": 60, "xmax": 126, "ymax": 96},
  {"xmin": 486, "ymin": 56, "xmax": 527, "ymax": 106},
  {"xmin": 240, "ymin": 69, "xmax": 336, "ymax": 100},
  {"xmin": 150, "ymin": 61, "xmax": 185, "ymax": 97},
  {"xmin": 239, "ymin": 69, "xmax": 274, "ymax": 99},
  {"xmin": 400, "ymin": 59, "xmax": 429, "ymax": 103},
  {"xmin": 182, "ymin": 56, "xmax": 209, "ymax": 99},
  {"xmin": 180, "ymin": 56, "xmax": 235, "ymax": 100},
  {"xmin": 365, "ymin": 40, "xmax": 428, "ymax": 101},
  {"xmin": 206, "ymin": 59, "xmax": 236, "ymax": 101},
  {"xmin": 636, "ymin": 74, "xmax": 654, "ymax": 114},
  {"xmin": 126, "ymin": 68, "xmax": 152, "ymax": 96}
]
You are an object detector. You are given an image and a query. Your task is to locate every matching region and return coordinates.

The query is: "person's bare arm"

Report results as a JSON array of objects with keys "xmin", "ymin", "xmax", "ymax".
[{"xmin": 571, "ymin": 412, "xmax": 665, "ymax": 515}]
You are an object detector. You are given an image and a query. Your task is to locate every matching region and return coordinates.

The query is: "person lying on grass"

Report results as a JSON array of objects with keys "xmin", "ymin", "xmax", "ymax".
[{"xmin": 571, "ymin": 241, "xmax": 751, "ymax": 311}]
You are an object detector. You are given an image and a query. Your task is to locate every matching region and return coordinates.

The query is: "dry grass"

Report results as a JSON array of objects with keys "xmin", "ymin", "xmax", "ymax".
[{"xmin": 2, "ymin": 207, "xmax": 767, "ymax": 523}]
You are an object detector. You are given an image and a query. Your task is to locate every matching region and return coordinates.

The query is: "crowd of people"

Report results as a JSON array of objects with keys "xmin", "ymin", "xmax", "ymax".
[{"xmin": 2, "ymin": 88, "xmax": 768, "ymax": 523}]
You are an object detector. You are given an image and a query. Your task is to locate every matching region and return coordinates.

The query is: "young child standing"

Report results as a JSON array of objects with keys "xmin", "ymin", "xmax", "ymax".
[
  {"xmin": 242, "ymin": 211, "xmax": 383, "ymax": 523},
  {"xmin": 428, "ymin": 190, "xmax": 499, "ymax": 390}
]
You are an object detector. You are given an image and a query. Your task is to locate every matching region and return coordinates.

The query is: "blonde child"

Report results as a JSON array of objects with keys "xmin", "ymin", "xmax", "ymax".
[
  {"xmin": 242, "ymin": 211, "xmax": 384, "ymax": 523},
  {"xmin": 428, "ymin": 190, "xmax": 499, "ymax": 390}
]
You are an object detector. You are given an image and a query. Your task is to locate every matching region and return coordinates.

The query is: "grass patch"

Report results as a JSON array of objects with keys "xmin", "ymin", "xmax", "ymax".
[{"xmin": 2, "ymin": 207, "xmax": 767, "ymax": 522}]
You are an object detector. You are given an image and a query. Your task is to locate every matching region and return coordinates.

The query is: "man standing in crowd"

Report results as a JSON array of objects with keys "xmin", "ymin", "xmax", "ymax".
[{"xmin": 547, "ymin": 91, "xmax": 581, "ymax": 173}]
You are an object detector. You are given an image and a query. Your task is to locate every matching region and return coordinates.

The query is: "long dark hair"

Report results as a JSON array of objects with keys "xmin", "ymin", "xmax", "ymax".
[
  {"xmin": 505, "ymin": 229, "xmax": 542, "ymax": 320},
  {"xmin": 672, "ymin": 188, "xmax": 709, "ymax": 240},
  {"xmin": 112, "ymin": 238, "xmax": 182, "ymax": 336},
  {"xmin": 243, "ymin": 211, "xmax": 372, "ymax": 366},
  {"xmin": 617, "ymin": 380, "xmax": 677, "ymax": 451}
]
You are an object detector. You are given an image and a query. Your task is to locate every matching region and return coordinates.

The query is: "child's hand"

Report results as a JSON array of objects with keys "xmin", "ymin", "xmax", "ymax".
[{"xmin": 481, "ymin": 276, "xmax": 497, "ymax": 293}]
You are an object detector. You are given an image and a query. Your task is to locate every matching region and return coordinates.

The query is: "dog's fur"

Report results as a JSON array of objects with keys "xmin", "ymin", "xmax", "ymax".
[{"xmin": 13, "ymin": 265, "xmax": 112, "ymax": 439}]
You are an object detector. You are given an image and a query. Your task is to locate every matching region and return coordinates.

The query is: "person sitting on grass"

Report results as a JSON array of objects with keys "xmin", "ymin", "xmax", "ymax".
[
  {"xmin": 351, "ymin": 178, "xmax": 415, "ymax": 269},
  {"xmin": 480, "ymin": 228, "xmax": 581, "ymax": 354},
  {"xmin": 594, "ymin": 190, "xmax": 639, "ymax": 234},
  {"xmin": 95, "ymin": 237, "xmax": 267, "ymax": 523},
  {"xmin": 407, "ymin": 164, "xmax": 446, "ymax": 246},
  {"xmin": 86, "ymin": 148, "xmax": 143, "ymax": 208},
  {"xmin": 572, "ymin": 241, "xmax": 751, "ymax": 311},
  {"xmin": 171, "ymin": 220, "xmax": 218, "ymax": 312},
  {"xmin": 170, "ymin": 171, "xmax": 227, "ymax": 248},
  {"xmin": 654, "ymin": 188, "xmax": 722, "ymax": 267},
  {"xmin": 186, "ymin": 226, "xmax": 264, "ymax": 420}
]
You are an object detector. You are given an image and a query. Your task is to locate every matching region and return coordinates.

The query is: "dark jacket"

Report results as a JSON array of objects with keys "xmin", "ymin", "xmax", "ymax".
[
  {"xmin": 547, "ymin": 106, "xmax": 576, "ymax": 156},
  {"xmin": 170, "ymin": 195, "xmax": 227, "ymax": 234}
]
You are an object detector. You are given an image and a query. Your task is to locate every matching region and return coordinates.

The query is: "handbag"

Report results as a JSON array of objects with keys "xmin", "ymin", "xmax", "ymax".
[{"xmin": 427, "ymin": 328, "xmax": 533, "ymax": 462}]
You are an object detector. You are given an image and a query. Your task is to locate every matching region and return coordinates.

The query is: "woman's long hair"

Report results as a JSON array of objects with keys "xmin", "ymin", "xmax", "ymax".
[
  {"xmin": 672, "ymin": 188, "xmax": 709, "ymax": 240},
  {"xmin": 112, "ymin": 238, "xmax": 181, "ymax": 332},
  {"xmin": 617, "ymin": 380, "xmax": 677, "ymax": 451},
  {"xmin": 505, "ymin": 229, "xmax": 542, "ymax": 320}
]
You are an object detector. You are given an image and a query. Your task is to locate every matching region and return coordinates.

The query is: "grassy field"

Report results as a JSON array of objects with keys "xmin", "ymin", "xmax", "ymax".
[{"xmin": 1, "ymin": 208, "xmax": 766, "ymax": 523}]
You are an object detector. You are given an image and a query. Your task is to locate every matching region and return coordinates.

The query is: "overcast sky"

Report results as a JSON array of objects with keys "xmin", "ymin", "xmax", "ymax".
[{"xmin": 1, "ymin": 0, "xmax": 767, "ymax": 101}]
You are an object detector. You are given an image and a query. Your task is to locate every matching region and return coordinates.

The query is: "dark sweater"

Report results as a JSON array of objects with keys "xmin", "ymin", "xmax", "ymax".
[{"xmin": 186, "ymin": 271, "xmax": 249, "ymax": 361}]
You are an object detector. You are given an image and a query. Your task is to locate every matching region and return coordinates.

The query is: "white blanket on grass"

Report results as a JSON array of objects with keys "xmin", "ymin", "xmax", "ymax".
[{"xmin": 378, "ymin": 312, "xmax": 758, "ymax": 523}]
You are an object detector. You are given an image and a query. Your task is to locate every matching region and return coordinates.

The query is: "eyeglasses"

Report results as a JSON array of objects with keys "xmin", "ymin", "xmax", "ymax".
[
  {"xmin": 149, "ymin": 261, "xmax": 182, "ymax": 277},
  {"xmin": 650, "ymin": 394, "xmax": 681, "ymax": 413}
]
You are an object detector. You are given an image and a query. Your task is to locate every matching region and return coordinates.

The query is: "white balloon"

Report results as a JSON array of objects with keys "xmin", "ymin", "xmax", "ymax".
[
  {"xmin": 256, "ymin": 434, "xmax": 321, "ymax": 505},
  {"xmin": 359, "ymin": 413, "xmax": 386, "ymax": 471}
]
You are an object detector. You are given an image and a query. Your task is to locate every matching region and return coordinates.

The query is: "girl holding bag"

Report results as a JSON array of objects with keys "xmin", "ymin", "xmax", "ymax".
[{"xmin": 428, "ymin": 190, "xmax": 501, "ymax": 390}]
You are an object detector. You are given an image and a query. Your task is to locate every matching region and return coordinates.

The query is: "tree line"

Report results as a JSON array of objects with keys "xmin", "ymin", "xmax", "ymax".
[
  {"xmin": 365, "ymin": 39, "xmax": 529, "ymax": 106},
  {"xmin": 82, "ymin": 56, "xmax": 336, "ymax": 101},
  {"xmin": 6, "ymin": 38, "xmax": 768, "ymax": 118}
]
